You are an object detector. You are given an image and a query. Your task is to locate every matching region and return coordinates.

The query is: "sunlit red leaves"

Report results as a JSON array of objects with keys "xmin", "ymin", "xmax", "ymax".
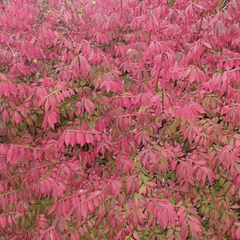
[
  {"xmin": 38, "ymin": 88, "xmax": 75, "ymax": 109},
  {"xmin": 0, "ymin": 216, "xmax": 7, "ymax": 229},
  {"xmin": 37, "ymin": 26, "xmax": 59, "ymax": 47},
  {"xmin": 42, "ymin": 110, "xmax": 59, "ymax": 130},
  {"xmin": 126, "ymin": 208, "xmax": 144, "ymax": 230},
  {"xmin": 138, "ymin": 148, "xmax": 156, "ymax": 168},
  {"xmin": 0, "ymin": 215, "xmax": 16, "ymax": 229},
  {"xmin": 176, "ymin": 101, "xmax": 205, "ymax": 121},
  {"xmin": 70, "ymin": 230, "xmax": 80, "ymax": 240},
  {"xmin": 115, "ymin": 114, "xmax": 134, "ymax": 130},
  {"xmin": 226, "ymin": 84, "xmax": 240, "ymax": 103},
  {"xmin": 179, "ymin": 66, "xmax": 208, "ymax": 84},
  {"xmin": 52, "ymin": 182, "xmax": 67, "ymax": 201},
  {"xmin": 97, "ymin": 70, "xmax": 124, "ymax": 93},
  {"xmin": 0, "ymin": 145, "xmax": 21, "ymax": 164},
  {"xmin": 180, "ymin": 121, "xmax": 213, "ymax": 149},
  {"xmin": 0, "ymin": 82, "xmax": 18, "ymax": 97},
  {"xmin": 125, "ymin": 175, "xmax": 140, "ymax": 194},
  {"xmin": 194, "ymin": 161, "xmax": 216, "ymax": 186},
  {"xmin": 36, "ymin": 214, "xmax": 49, "ymax": 230},
  {"xmin": 218, "ymin": 211, "xmax": 237, "ymax": 235},
  {"xmin": 213, "ymin": 20, "xmax": 227, "ymax": 37},
  {"xmin": 102, "ymin": 180, "xmax": 122, "ymax": 198},
  {"xmin": 95, "ymin": 139, "xmax": 112, "ymax": 157},
  {"xmin": 152, "ymin": 51, "xmax": 175, "ymax": 87},
  {"xmin": 69, "ymin": 55, "xmax": 90, "ymax": 78},
  {"xmin": 219, "ymin": 145, "xmax": 238, "ymax": 169},
  {"xmin": 144, "ymin": 14, "xmax": 160, "ymax": 34},
  {"xmin": 135, "ymin": 130, "xmax": 152, "ymax": 146},
  {"xmin": 1, "ymin": 0, "xmax": 240, "ymax": 239},
  {"xmin": 147, "ymin": 198, "xmax": 177, "ymax": 229},
  {"xmin": 76, "ymin": 97, "xmax": 95, "ymax": 115},
  {"xmin": 221, "ymin": 104, "xmax": 240, "ymax": 128},
  {"xmin": 178, "ymin": 206, "xmax": 203, "ymax": 240},
  {"xmin": 57, "ymin": 217, "xmax": 68, "ymax": 233},
  {"xmin": 115, "ymin": 134, "xmax": 136, "ymax": 156},
  {"xmin": 62, "ymin": 130, "xmax": 101, "ymax": 147},
  {"xmin": 115, "ymin": 154, "xmax": 134, "ymax": 173},
  {"xmin": 207, "ymin": 72, "xmax": 229, "ymax": 96},
  {"xmin": 109, "ymin": 93, "xmax": 136, "ymax": 109},
  {"xmin": 176, "ymin": 161, "xmax": 195, "ymax": 187},
  {"xmin": 236, "ymin": 226, "xmax": 240, "ymax": 239}
]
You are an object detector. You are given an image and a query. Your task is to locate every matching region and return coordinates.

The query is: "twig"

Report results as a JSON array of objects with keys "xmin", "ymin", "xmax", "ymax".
[
  {"xmin": 7, "ymin": 41, "xmax": 24, "ymax": 64},
  {"xmin": 219, "ymin": 57, "xmax": 240, "ymax": 61},
  {"xmin": 120, "ymin": 0, "xmax": 123, "ymax": 18}
]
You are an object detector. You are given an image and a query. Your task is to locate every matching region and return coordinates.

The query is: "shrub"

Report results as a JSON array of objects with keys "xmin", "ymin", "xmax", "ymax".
[{"xmin": 0, "ymin": 0, "xmax": 240, "ymax": 239}]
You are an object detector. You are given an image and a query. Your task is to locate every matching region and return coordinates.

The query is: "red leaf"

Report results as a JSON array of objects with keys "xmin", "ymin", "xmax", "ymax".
[
  {"xmin": 81, "ymin": 204, "xmax": 88, "ymax": 218},
  {"xmin": 71, "ymin": 231, "xmax": 80, "ymax": 240},
  {"xmin": 85, "ymin": 133, "xmax": 94, "ymax": 144},
  {"xmin": 147, "ymin": 181, "xmax": 157, "ymax": 187},
  {"xmin": 0, "ymin": 216, "xmax": 7, "ymax": 229},
  {"xmin": 84, "ymin": 99, "xmax": 95, "ymax": 114},
  {"xmin": 191, "ymin": 102, "xmax": 205, "ymax": 114},
  {"xmin": 58, "ymin": 217, "xmax": 67, "ymax": 233},
  {"xmin": 201, "ymin": 41, "xmax": 212, "ymax": 49},
  {"xmin": 47, "ymin": 112, "xmax": 57, "ymax": 129},
  {"xmin": 236, "ymin": 227, "xmax": 240, "ymax": 238},
  {"xmin": 6, "ymin": 147, "xmax": 13, "ymax": 163},
  {"xmin": 76, "ymin": 132, "xmax": 85, "ymax": 146},
  {"xmin": 14, "ymin": 111, "xmax": 23, "ymax": 124},
  {"xmin": 45, "ymin": 99, "xmax": 50, "ymax": 113},
  {"xmin": 115, "ymin": 230, "xmax": 123, "ymax": 240},
  {"xmin": 64, "ymin": 132, "xmax": 71, "ymax": 146}
]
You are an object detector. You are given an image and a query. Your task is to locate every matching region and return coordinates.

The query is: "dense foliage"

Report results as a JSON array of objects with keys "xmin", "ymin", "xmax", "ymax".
[{"xmin": 0, "ymin": 0, "xmax": 240, "ymax": 239}]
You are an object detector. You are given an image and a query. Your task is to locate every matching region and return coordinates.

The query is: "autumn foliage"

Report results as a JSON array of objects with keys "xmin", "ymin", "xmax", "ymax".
[{"xmin": 0, "ymin": 0, "xmax": 240, "ymax": 239}]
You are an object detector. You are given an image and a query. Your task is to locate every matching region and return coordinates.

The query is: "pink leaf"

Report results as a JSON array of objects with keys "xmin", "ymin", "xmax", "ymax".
[
  {"xmin": 236, "ymin": 227, "xmax": 240, "ymax": 238},
  {"xmin": 64, "ymin": 132, "xmax": 71, "ymax": 146}
]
